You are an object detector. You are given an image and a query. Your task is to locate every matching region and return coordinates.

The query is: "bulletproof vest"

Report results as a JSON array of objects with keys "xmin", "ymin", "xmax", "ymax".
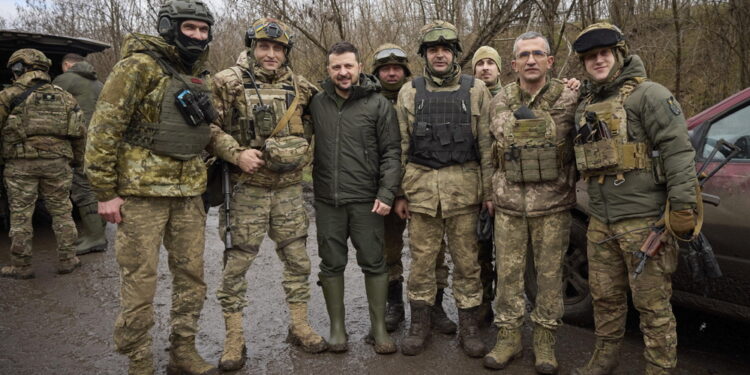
[
  {"xmin": 1, "ymin": 82, "xmax": 82, "ymax": 160},
  {"xmin": 124, "ymin": 66, "xmax": 211, "ymax": 161},
  {"xmin": 500, "ymin": 80, "xmax": 565, "ymax": 183},
  {"xmin": 408, "ymin": 74, "xmax": 478, "ymax": 169},
  {"xmin": 574, "ymin": 77, "xmax": 653, "ymax": 183},
  {"xmin": 228, "ymin": 67, "xmax": 305, "ymax": 148}
]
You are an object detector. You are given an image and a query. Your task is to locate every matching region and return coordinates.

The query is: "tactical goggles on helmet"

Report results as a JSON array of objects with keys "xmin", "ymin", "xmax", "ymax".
[
  {"xmin": 422, "ymin": 26, "xmax": 459, "ymax": 44},
  {"xmin": 374, "ymin": 48, "xmax": 408, "ymax": 62},
  {"xmin": 573, "ymin": 28, "xmax": 624, "ymax": 54}
]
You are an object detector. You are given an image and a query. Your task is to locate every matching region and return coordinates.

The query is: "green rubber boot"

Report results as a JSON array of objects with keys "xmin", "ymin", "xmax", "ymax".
[
  {"xmin": 319, "ymin": 275, "xmax": 348, "ymax": 352},
  {"xmin": 75, "ymin": 203, "xmax": 107, "ymax": 255},
  {"xmin": 364, "ymin": 273, "xmax": 397, "ymax": 354}
]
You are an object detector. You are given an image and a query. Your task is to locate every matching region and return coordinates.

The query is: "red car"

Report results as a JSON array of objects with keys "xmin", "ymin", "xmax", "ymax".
[{"xmin": 526, "ymin": 87, "xmax": 750, "ymax": 323}]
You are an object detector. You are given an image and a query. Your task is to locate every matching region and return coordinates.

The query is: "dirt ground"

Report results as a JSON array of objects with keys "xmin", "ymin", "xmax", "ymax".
[{"xmin": 1, "ymin": 194, "xmax": 748, "ymax": 375}]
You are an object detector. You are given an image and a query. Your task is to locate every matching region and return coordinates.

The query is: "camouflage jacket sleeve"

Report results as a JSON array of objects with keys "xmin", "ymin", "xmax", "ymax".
[
  {"xmin": 0, "ymin": 87, "xmax": 16, "ymax": 165},
  {"xmin": 475, "ymin": 80, "xmax": 494, "ymax": 202},
  {"xmin": 85, "ymin": 54, "xmax": 163, "ymax": 201},
  {"xmin": 375, "ymin": 95, "xmax": 402, "ymax": 206},
  {"xmin": 637, "ymin": 83, "xmax": 697, "ymax": 210},
  {"xmin": 395, "ymin": 85, "xmax": 411, "ymax": 197},
  {"xmin": 206, "ymin": 68, "xmax": 244, "ymax": 164},
  {"xmin": 298, "ymin": 75, "xmax": 320, "ymax": 141}
]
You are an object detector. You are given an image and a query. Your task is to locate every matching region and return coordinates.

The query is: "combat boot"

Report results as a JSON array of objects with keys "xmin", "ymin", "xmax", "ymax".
[
  {"xmin": 385, "ymin": 280, "xmax": 405, "ymax": 332},
  {"xmin": 431, "ymin": 288, "xmax": 457, "ymax": 334},
  {"xmin": 483, "ymin": 327, "xmax": 523, "ymax": 369},
  {"xmin": 570, "ymin": 339, "xmax": 621, "ymax": 375},
  {"xmin": 645, "ymin": 363, "xmax": 671, "ymax": 375},
  {"xmin": 218, "ymin": 311, "xmax": 246, "ymax": 371},
  {"xmin": 287, "ymin": 302, "xmax": 328, "ymax": 353},
  {"xmin": 363, "ymin": 273, "xmax": 397, "ymax": 354},
  {"xmin": 533, "ymin": 324, "xmax": 558, "ymax": 374},
  {"xmin": 401, "ymin": 300, "xmax": 432, "ymax": 356},
  {"xmin": 0, "ymin": 265, "xmax": 34, "ymax": 279},
  {"xmin": 75, "ymin": 203, "xmax": 107, "ymax": 255},
  {"xmin": 319, "ymin": 275, "xmax": 348, "ymax": 352},
  {"xmin": 166, "ymin": 336, "xmax": 219, "ymax": 375},
  {"xmin": 457, "ymin": 307, "xmax": 487, "ymax": 357},
  {"xmin": 57, "ymin": 256, "xmax": 81, "ymax": 274}
]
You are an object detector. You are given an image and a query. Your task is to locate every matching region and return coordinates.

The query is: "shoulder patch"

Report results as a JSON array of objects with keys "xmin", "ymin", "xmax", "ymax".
[{"xmin": 666, "ymin": 96, "xmax": 682, "ymax": 116}]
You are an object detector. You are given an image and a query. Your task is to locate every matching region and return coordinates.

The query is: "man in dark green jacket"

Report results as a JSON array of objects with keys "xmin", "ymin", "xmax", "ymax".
[
  {"xmin": 571, "ymin": 23, "xmax": 697, "ymax": 375},
  {"xmin": 53, "ymin": 53, "xmax": 107, "ymax": 256},
  {"xmin": 310, "ymin": 41, "xmax": 401, "ymax": 355}
]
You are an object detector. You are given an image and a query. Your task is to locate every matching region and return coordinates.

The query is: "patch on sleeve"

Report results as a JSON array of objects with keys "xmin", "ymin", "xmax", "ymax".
[{"xmin": 667, "ymin": 96, "xmax": 682, "ymax": 116}]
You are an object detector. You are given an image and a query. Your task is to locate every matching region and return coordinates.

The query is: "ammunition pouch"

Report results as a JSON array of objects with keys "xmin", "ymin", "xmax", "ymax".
[
  {"xmin": 574, "ymin": 141, "xmax": 650, "ymax": 177},
  {"xmin": 500, "ymin": 115, "xmax": 561, "ymax": 183},
  {"xmin": 263, "ymin": 135, "xmax": 310, "ymax": 173}
]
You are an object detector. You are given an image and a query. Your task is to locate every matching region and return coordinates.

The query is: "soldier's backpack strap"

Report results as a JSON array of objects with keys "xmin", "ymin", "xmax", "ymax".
[
  {"xmin": 9, "ymin": 81, "xmax": 47, "ymax": 112},
  {"xmin": 268, "ymin": 73, "xmax": 301, "ymax": 138}
]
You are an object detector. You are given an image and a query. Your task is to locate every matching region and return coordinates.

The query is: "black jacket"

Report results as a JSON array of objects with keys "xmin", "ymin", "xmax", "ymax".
[{"xmin": 310, "ymin": 73, "xmax": 401, "ymax": 206}]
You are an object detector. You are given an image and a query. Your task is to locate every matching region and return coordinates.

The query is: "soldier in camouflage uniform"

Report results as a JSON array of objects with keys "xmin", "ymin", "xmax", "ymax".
[
  {"xmin": 52, "ymin": 53, "xmax": 107, "ymax": 256},
  {"xmin": 394, "ymin": 21, "xmax": 494, "ymax": 358},
  {"xmin": 0, "ymin": 48, "xmax": 85, "ymax": 279},
  {"xmin": 482, "ymin": 32, "xmax": 579, "ymax": 374},
  {"xmin": 370, "ymin": 43, "xmax": 456, "ymax": 334},
  {"xmin": 570, "ymin": 23, "xmax": 698, "ymax": 375},
  {"xmin": 472, "ymin": 46, "xmax": 503, "ymax": 97},
  {"xmin": 211, "ymin": 18, "xmax": 327, "ymax": 370},
  {"xmin": 85, "ymin": 1, "xmax": 254, "ymax": 374}
]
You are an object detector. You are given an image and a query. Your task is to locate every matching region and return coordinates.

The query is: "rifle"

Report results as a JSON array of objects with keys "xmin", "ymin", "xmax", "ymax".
[
  {"xmin": 632, "ymin": 138, "xmax": 741, "ymax": 278},
  {"xmin": 222, "ymin": 159, "xmax": 233, "ymax": 251}
]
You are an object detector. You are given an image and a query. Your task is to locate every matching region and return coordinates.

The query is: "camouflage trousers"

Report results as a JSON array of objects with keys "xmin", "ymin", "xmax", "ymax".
[
  {"xmin": 587, "ymin": 216, "xmax": 678, "ymax": 370},
  {"xmin": 407, "ymin": 210, "xmax": 482, "ymax": 309},
  {"xmin": 3, "ymin": 158, "xmax": 77, "ymax": 266},
  {"xmin": 493, "ymin": 210, "xmax": 570, "ymax": 330},
  {"xmin": 217, "ymin": 183, "xmax": 311, "ymax": 312},
  {"xmin": 384, "ymin": 210, "xmax": 449, "ymax": 289},
  {"xmin": 70, "ymin": 167, "xmax": 99, "ymax": 207},
  {"xmin": 113, "ymin": 196, "xmax": 207, "ymax": 359}
]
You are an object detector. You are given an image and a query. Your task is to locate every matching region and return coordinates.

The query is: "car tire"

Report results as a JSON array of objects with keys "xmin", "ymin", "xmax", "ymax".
[{"xmin": 524, "ymin": 214, "xmax": 594, "ymax": 326}]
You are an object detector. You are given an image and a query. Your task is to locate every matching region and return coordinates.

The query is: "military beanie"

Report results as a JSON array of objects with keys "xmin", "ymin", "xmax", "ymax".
[{"xmin": 471, "ymin": 46, "xmax": 502, "ymax": 74}]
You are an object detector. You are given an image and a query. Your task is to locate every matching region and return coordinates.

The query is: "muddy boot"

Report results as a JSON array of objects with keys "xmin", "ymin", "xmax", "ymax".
[
  {"xmin": 483, "ymin": 327, "xmax": 523, "ymax": 369},
  {"xmin": 218, "ymin": 311, "xmax": 246, "ymax": 371},
  {"xmin": 645, "ymin": 363, "xmax": 671, "ymax": 375},
  {"xmin": 458, "ymin": 307, "xmax": 487, "ymax": 357},
  {"xmin": 57, "ymin": 256, "xmax": 81, "ymax": 275},
  {"xmin": 363, "ymin": 273, "xmax": 397, "ymax": 354},
  {"xmin": 320, "ymin": 275, "xmax": 347, "ymax": 352},
  {"xmin": 401, "ymin": 300, "xmax": 432, "ymax": 356},
  {"xmin": 533, "ymin": 324, "xmax": 558, "ymax": 374},
  {"xmin": 385, "ymin": 280, "xmax": 405, "ymax": 332},
  {"xmin": 128, "ymin": 349, "xmax": 155, "ymax": 375},
  {"xmin": 0, "ymin": 265, "xmax": 34, "ymax": 279},
  {"xmin": 166, "ymin": 336, "xmax": 219, "ymax": 375},
  {"xmin": 75, "ymin": 203, "xmax": 107, "ymax": 255},
  {"xmin": 570, "ymin": 339, "xmax": 621, "ymax": 375},
  {"xmin": 431, "ymin": 288, "xmax": 457, "ymax": 334},
  {"xmin": 287, "ymin": 302, "xmax": 328, "ymax": 353}
]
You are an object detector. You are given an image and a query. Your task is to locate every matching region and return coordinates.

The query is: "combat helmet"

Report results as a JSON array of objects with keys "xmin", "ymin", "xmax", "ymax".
[
  {"xmin": 418, "ymin": 20, "xmax": 462, "ymax": 57},
  {"xmin": 157, "ymin": 0, "xmax": 215, "ymax": 44},
  {"xmin": 245, "ymin": 18, "xmax": 294, "ymax": 51},
  {"xmin": 7, "ymin": 48, "xmax": 51, "ymax": 75},
  {"xmin": 573, "ymin": 22, "xmax": 628, "ymax": 56},
  {"xmin": 371, "ymin": 43, "xmax": 411, "ymax": 77}
]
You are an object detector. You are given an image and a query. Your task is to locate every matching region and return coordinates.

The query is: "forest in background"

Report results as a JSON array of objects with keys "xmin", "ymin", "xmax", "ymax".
[{"xmin": 2, "ymin": 0, "xmax": 749, "ymax": 117}]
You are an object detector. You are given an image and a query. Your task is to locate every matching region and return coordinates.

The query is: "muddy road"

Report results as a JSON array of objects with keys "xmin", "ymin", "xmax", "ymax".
[{"xmin": 1, "ymin": 195, "xmax": 748, "ymax": 374}]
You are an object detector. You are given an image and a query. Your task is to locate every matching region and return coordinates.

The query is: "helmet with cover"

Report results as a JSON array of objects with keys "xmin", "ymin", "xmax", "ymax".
[
  {"xmin": 7, "ymin": 48, "xmax": 52, "ymax": 75},
  {"xmin": 371, "ymin": 43, "xmax": 411, "ymax": 77},
  {"xmin": 573, "ymin": 22, "xmax": 628, "ymax": 57},
  {"xmin": 245, "ymin": 17, "xmax": 294, "ymax": 51},
  {"xmin": 418, "ymin": 20, "xmax": 462, "ymax": 57},
  {"xmin": 157, "ymin": 0, "xmax": 215, "ymax": 43}
]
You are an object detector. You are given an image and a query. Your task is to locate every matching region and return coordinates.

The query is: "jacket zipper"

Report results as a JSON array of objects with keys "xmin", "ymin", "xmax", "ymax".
[{"xmin": 334, "ymin": 104, "xmax": 342, "ymax": 207}]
